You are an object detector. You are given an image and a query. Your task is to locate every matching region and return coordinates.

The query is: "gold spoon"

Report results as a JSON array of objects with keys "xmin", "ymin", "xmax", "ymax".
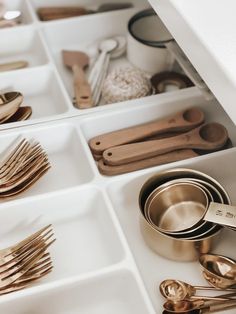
[
  {"xmin": 159, "ymin": 279, "xmax": 236, "ymax": 302},
  {"xmin": 0, "ymin": 91, "xmax": 23, "ymax": 120},
  {"xmin": 199, "ymin": 254, "xmax": 236, "ymax": 289}
]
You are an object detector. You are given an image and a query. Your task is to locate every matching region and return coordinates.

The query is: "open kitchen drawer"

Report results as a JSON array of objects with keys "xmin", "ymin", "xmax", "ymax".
[{"xmin": 0, "ymin": 1, "xmax": 235, "ymax": 314}]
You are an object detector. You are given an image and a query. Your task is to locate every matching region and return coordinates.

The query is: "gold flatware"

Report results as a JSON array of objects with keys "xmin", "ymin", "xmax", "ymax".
[
  {"xmin": 0, "ymin": 92, "xmax": 23, "ymax": 120},
  {"xmin": 0, "ymin": 225, "xmax": 52, "ymax": 259},
  {"xmin": 0, "ymin": 243, "xmax": 49, "ymax": 289},
  {"xmin": 3, "ymin": 106, "xmax": 32, "ymax": 123},
  {"xmin": 160, "ymin": 279, "xmax": 236, "ymax": 302},
  {"xmin": 200, "ymin": 254, "xmax": 236, "ymax": 289},
  {"xmin": 0, "ymin": 61, "xmax": 28, "ymax": 72},
  {"xmin": 0, "ymin": 224, "xmax": 55, "ymax": 294},
  {"xmin": 0, "ymin": 163, "xmax": 50, "ymax": 198},
  {"xmin": 163, "ymin": 298, "xmax": 236, "ymax": 313},
  {"xmin": 0, "ymin": 138, "xmax": 50, "ymax": 197}
]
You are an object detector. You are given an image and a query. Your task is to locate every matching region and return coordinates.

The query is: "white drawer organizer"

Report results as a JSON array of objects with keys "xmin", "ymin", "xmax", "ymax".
[{"xmin": 0, "ymin": 1, "xmax": 236, "ymax": 314}]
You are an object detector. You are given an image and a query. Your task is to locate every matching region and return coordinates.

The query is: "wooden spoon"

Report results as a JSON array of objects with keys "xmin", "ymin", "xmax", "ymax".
[
  {"xmin": 91, "ymin": 131, "xmax": 184, "ymax": 161},
  {"xmin": 89, "ymin": 107, "xmax": 205, "ymax": 154},
  {"xmin": 62, "ymin": 50, "xmax": 92, "ymax": 109},
  {"xmin": 103, "ymin": 122, "xmax": 228, "ymax": 165},
  {"xmin": 98, "ymin": 138, "xmax": 232, "ymax": 176}
]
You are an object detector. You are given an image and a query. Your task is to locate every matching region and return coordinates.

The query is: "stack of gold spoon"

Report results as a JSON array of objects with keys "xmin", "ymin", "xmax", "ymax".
[{"xmin": 0, "ymin": 91, "xmax": 32, "ymax": 125}]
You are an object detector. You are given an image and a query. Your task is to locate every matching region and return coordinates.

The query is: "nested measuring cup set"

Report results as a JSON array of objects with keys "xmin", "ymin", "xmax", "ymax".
[{"xmin": 139, "ymin": 168, "xmax": 236, "ymax": 262}]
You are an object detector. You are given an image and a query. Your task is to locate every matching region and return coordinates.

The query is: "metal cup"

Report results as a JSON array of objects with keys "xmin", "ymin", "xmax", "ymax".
[
  {"xmin": 145, "ymin": 182, "xmax": 209, "ymax": 233},
  {"xmin": 139, "ymin": 168, "xmax": 225, "ymax": 261}
]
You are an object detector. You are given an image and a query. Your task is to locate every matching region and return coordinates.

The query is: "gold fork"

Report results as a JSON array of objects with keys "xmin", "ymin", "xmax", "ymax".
[
  {"xmin": 0, "ymin": 233, "xmax": 54, "ymax": 268},
  {"xmin": 0, "ymin": 142, "xmax": 42, "ymax": 181},
  {"xmin": 0, "ymin": 142, "xmax": 45, "ymax": 183},
  {"xmin": 0, "ymin": 240, "xmax": 53, "ymax": 289},
  {"xmin": 0, "ymin": 154, "xmax": 49, "ymax": 192},
  {"xmin": 0, "ymin": 139, "xmax": 29, "ymax": 173},
  {"xmin": 0, "ymin": 137, "xmax": 50, "ymax": 197},
  {"xmin": 0, "ymin": 261, "xmax": 53, "ymax": 296},
  {"xmin": 0, "ymin": 163, "xmax": 51, "ymax": 198},
  {"xmin": 0, "ymin": 225, "xmax": 52, "ymax": 259},
  {"xmin": 0, "ymin": 225, "xmax": 55, "ymax": 294}
]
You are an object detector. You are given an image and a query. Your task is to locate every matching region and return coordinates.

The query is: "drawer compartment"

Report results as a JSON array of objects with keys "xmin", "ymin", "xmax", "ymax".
[
  {"xmin": 106, "ymin": 148, "xmax": 236, "ymax": 312},
  {"xmin": 0, "ymin": 187, "xmax": 126, "ymax": 291},
  {"xmin": 0, "ymin": 122, "xmax": 95, "ymax": 200},
  {"xmin": 0, "ymin": 269, "xmax": 153, "ymax": 313},
  {"xmin": 80, "ymin": 87, "xmax": 236, "ymax": 176}
]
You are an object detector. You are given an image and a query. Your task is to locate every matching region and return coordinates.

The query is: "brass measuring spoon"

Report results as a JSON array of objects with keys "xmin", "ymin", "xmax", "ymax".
[
  {"xmin": 103, "ymin": 122, "xmax": 228, "ymax": 165},
  {"xmin": 199, "ymin": 254, "xmax": 236, "ymax": 289},
  {"xmin": 89, "ymin": 107, "xmax": 204, "ymax": 154},
  {"xmin": 159, "ymin": 279, "xmax": 236, "ymax": 302},
  {"xmin": 163, "ymin": 298, "xmax": 236, "ymax": 313}
]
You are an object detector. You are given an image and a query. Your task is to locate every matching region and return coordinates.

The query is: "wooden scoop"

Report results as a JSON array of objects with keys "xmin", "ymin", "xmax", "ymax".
[
  {"xmin": 98, "ymin": 138, "xmax": 232, "ymax": 176},
  {"xmin": 103, "ymin": 122, "xmax": 229, "ymax": 165},
  {"xmin": 62, "ymin": 50, "xmax": 92, "ymax": 109},
  {"xmin": 89, "ymin": 107, "xmax": 205, "ymax": 154}
]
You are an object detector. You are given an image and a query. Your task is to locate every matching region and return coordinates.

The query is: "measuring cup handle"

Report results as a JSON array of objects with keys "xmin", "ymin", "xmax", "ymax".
[{"xmin": 204, "ymin": 202, "xmax": 236, "ymax": 229}]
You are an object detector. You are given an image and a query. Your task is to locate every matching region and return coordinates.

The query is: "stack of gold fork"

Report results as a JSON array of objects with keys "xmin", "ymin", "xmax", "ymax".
[
  {"xmin": 0, "ymin": 137, "xmax": 51, "ymax": 197},
  {"xmin": 0, "ymin": 224, "xmax": 55, "ymax": 295}
]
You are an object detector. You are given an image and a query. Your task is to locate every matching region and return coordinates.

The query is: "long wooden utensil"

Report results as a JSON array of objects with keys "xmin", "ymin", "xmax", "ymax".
[
  {"xmin": 62, "ymin": 50, "xmax": 92, "ymax": 109},
  {"xmin": 98, "ymin": 149, "xmax": 198, "ymax": 176},
  {"xmin": 89, "ymin": 107, "xmax": 205, "ymax": 154},
  {"xmin": 103, "ymin": 122, "xmax": 228, "ymax": 165},
  {"xmin": 38, "ymin": 3, "xmax": 133, "ymax": 21}
]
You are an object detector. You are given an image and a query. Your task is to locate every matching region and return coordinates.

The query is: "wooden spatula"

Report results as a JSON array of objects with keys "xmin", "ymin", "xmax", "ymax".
[{"xmin": 62, "ymin": 50, "xmax": 93, "ymax": 109}]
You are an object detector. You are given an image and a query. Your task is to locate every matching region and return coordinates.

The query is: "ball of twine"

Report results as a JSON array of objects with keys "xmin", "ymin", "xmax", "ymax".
[{"xmin": 102, "ymin": 67, "xmax": 151, "ymax": 104}]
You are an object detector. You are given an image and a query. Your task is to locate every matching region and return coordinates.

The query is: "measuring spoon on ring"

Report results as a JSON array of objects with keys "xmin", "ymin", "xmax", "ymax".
[{"xmin": 88, "ymin": 38, "xmax": 117, "ymax": 92}]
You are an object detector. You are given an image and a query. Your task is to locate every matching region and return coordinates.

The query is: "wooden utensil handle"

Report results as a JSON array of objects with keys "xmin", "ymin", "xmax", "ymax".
[
  {"xmin": 103, "ymin": 133, "xmax": 193, "ymax": 165},
  {"xmin": 72, "ymin": 64, "xmax": 93, "ymax": 109},
  {"xmin": 37, "ymin": 7, "xmax": 88, "ymax": 21},
  {"xmin": 89, "ymin": 107, "xmax": 204, "ymax": 154},
  {"xmin": 98, "ymin": 149, "xmax": 198, "ymax": 176}
]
